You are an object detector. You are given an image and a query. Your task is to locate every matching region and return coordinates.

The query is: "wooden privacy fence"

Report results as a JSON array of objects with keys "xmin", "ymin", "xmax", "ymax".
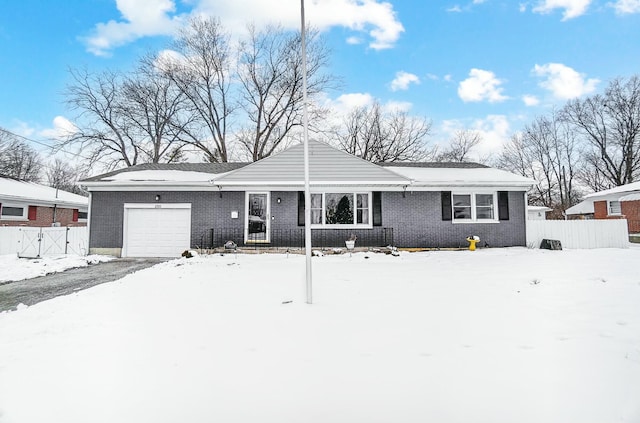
[
  {"xmin": 527, "ymin": 220, "xmax": 629, "ymax": 249},
  {"xmin": 0, "ymin": 227, "xmax": 88, "ymax": 257}
]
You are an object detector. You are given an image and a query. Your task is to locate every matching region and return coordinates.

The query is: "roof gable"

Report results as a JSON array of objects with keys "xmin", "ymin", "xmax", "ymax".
[{"xmin": 213, "ymin": 140, "xmax": 410, "ymax": 185}]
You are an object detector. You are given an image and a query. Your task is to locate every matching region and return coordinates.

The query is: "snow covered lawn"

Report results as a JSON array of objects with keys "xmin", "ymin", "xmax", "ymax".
[
  {"xmin": 1, "ymin": 248, "xmax": 639, "ymax": 423},
  {"xmin": 0, "ymin": 254, "xmax": 113, "ymax": 283}
]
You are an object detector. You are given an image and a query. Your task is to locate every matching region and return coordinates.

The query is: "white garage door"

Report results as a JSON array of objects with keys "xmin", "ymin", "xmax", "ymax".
[{"xmin": 123, "ymin": 203, "xmax": 191, "ymax": 257}]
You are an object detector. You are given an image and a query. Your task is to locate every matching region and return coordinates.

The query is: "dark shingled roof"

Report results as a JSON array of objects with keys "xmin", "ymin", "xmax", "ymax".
[
  {"xmin": 81, "ymin": 162, "xmax": 249, "ymax": 182},
  {"xmin": 377, "ymin": 162, "xmax": 489, "ymax": 169}
]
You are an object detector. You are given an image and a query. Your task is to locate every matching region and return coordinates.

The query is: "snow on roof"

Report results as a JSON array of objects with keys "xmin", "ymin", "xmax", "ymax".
[
  {"xmin": 0, "ymin": 177, "xmax": 88, "ymax": 208},
  {"xmin": 528, "ymin": 205, "xmax": 552, "ymax": 212},
  {"xmin": 565, "ymin": 200, "xmax": 595, "ymax": 215},
  {"xmin": 584, "ymin": 181, "xmax": 640, "ymax": 198},
  {"xmin": 103, "ymin": 170, "xmax": 220, "ymax": 182},
  {"xmin": 620, "ymin": 193, "xmax": 640, "ymax": 202},
  {"xmin": 384, "ymin": 166, "xmax": 534, "ymax": 187}
]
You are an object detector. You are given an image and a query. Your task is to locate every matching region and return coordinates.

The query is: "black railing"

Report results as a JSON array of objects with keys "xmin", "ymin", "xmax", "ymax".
[{"xmin": 203, "ymin": 227, "xmax": 394, "ymax": 250}]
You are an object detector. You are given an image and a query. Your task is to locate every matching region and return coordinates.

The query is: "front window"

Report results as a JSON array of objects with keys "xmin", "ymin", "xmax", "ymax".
[
  {"xmin": 609, "ymin": 200, "xmax": 621, "ymax": 215},
  {"xmin": 475, "ymin": 194, "xmax": 495, "ymax": 219},
  {"xmin": 452, "ymin": 193, "xmax": 497, "ymax": 222},
  {"xmin": 453, "ymin": 194, "xmax": 472, "ymax": 219},
  {"xmin": 312, "ymin": 192, "xmax": 372, "ymax": 227},
  {"xmin": 1, "ymin": 205, "xmax": 27, "ymax": 220}
]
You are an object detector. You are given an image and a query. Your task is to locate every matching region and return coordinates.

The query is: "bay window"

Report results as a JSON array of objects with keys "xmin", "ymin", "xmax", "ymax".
[{"xmin": 310, "ymin": 192, "xmax": 372, "ymax": 227}]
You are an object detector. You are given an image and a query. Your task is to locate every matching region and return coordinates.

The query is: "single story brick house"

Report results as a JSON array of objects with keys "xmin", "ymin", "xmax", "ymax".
[
  {"xmin": 0, "ymin": 176, "xmax": 88, "ymax": 227},
  {"xmin": 566, "ymin": 181, "xmax": 640, "ymax": 234},
  {"xmin": 80, "ymin": 140, "xmax": 534, "ymax": 257}
]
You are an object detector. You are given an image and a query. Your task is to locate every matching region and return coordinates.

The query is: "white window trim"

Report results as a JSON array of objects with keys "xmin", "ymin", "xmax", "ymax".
[
  {"xmin": 311, "ymin": 192, "xmax": 373, "ymax": 229},
  {"xmin": 608, "ymin": 200, "xmax": 622, "ymax": 216},
  {"xmin": 451, "ymin": 192, "xmax": 499, "ymax": 223},
  {"xmin": 0, "ymin": 203, "xmax": 28, "ymax": 221}
]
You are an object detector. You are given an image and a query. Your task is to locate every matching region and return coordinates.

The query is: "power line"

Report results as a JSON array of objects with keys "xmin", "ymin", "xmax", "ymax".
[{"xmin": 0, "ymin": 127, "xmax": 109, "ymax": 167}]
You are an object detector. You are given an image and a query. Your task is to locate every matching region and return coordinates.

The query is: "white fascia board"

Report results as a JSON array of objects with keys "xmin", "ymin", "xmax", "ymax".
[
  {"xmin": 407, "ymin": 182, "xmax": 532, "ymax": 191},
  {"xmin": 211, "ymin": 180, "xmax": 410, "ymax": 186},
  {"xmin": 83, "ymin": 182, "xmax": 217, "ymax": 192}
]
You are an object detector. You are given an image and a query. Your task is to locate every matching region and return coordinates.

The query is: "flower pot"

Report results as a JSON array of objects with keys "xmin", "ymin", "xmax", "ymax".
[{"xmin": 345, "ymin": 240, "xmax": 356, "ymax": 250}]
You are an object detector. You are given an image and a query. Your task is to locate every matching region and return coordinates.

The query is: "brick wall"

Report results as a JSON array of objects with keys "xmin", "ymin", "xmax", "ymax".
[
  {"xmin": 622, "ymin": 200, "xmax": 640, "ymax": 233},
  {"xmin": 90, "ymin": 189, "xmax": 528, "ymax": 250},
  {"xmin": 593, "ymin": 200, "xmax": 625, "ymax": 220},
  {"xmin": 0, "ymin": 205, "xmax": 86, "ymax": 227},
  {"xmin": 89, "ymin": 191, "xmax": 218, "ymax": 250},
  {"xmin": 381, "ymin": 191, "xmax": 526, "ymax": 248}
]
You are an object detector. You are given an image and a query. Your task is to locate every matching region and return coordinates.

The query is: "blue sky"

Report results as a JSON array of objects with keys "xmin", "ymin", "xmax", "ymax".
[{"xmin": 1, "ymin": 0, "xmax": 639, "ymax": 159}]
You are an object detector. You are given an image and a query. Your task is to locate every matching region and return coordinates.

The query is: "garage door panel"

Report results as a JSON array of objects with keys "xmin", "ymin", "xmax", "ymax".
[{"xmin": 123, "ymin": 205, "xmax": 191, "ymax": 257}]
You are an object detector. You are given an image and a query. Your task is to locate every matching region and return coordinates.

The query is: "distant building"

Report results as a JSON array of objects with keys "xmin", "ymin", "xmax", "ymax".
[
  {"xmin": 0, "ymin": 176, "xmax": 88, "ymax": 227},
  {"xmin": 566, "ymin": 181, "xmax": 640, "ymax": 233}
]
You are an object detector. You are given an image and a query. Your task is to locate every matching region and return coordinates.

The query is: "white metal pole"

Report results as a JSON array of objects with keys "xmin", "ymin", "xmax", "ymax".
[{"xmin": 301, "ymin": 0, "xmax": 313, "ymax": 304}]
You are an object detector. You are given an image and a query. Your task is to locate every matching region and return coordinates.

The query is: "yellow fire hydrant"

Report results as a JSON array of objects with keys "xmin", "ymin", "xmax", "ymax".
[{"xmin": 466, "ymin": 236, "xmax": 480, "ymax": 251}]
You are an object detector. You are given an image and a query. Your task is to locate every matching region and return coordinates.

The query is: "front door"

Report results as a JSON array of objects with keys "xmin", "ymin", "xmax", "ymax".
[{"xmin": 246, "ymin": 192, "xmax": 270, "ymax": 243}]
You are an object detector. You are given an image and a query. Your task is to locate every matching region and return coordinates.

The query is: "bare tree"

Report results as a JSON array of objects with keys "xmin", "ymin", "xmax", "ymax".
[
  {"xmin": 498, "ymin": 111, "xmax": 582, "ymax": 213},
  {"xmin": 0, "ymin": 128, "xmax": 42, "ymax": 181},
  {"xmin": 562, "ymin": 75, "xmax": 640, "ymax": 187},
  {"xmin": 121, "ymin": 59, "xmax": 190, "ymax": 164},
  {"xmin": 437, "ymin": 129, "xmax": 482, "ymax": 162},
  {"xmin": 46, "ymin": 158, "xmax": 87, "ymax": 195},
  {"xmin": 159, "ymin": 16, "xmax": 234, "ymax": 162},
  {"xmin": 61, "ymin": 65, "xmax": 189, "ymax": 170},
  {"xmin": 236, "ymin": 25, "xmax": 333, "ymax": 161},
  {"xmin": 335, "ymin": 101, "xmax": 434, "ymax": 162}
]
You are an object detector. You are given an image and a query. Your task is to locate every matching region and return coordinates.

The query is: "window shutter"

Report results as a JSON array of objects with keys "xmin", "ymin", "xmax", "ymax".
[
  {"xmin": 441, "ymin": 191, "xmax": 452, "ymax": 221},
  {"xmin": 498, "ymin": 191, "xmax": 509, "ymax": 220},
  {"xmin": 372, "ymin": 192, "xmax": 382, "ymax": 226},
  {"xmin": 73, "ymin": 209, "xmax": 79, "ymax": 222},
  {"xmin": 28, "ymin": 206, "xmax": 37, "ymax": 220},
  {"xmin": 298, "ymin": 191, "xmax": 305, "ymax": 226}
]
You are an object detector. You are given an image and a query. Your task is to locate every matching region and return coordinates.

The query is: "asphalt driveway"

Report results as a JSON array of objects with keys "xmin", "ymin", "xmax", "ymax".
[{"xmin": 0, "ymin": 258, "xmax": 167, "ymax": 312}]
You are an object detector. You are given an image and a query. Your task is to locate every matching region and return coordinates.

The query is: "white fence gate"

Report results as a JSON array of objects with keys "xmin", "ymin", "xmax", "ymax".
[
  {"xmin": 527, "ymin": 220, "xmax": 629, "ymax": 249},
  {"xmin": 0, "ymin": 227, "xmax": 88, "ymax": 257}
]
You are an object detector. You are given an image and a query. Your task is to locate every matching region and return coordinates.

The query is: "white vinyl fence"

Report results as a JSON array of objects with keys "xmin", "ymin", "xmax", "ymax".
[
  {"xmin": 527, "ymin": 220, "xmax": 629, "ymax": 249},
  {"xmin": 0, "ymin": 227, "xmax": 88, "ymax": 257}
]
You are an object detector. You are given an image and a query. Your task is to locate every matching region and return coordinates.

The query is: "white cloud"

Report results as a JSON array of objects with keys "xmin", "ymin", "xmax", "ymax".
[
  {"xmin": 610, "ymin": 0, "xmax": 640, "ymax": 14},
  {"xmin": 519, "ymin": 3, "xmax": 528, "ymax": 12},
  {"xmin": 532, "ymin": 0, "xmax": 591, "ymax": 20},
  {"xmin": 39, "ymin": 116, "xmax": 78, "ymax": 140},
  {"xmin": 346, "ymin": 36, "xmax": 363, "ymax": 45},
  {"xmin": 447, "ymin": 5, "xmax": 463, "ymax": 12},
  {"xmin": 84, "ymin": 0, "xmax": 404, "ymax": 55},
  {"xmin": 390, "ymin": 71, "xmax": 420, "ymax": 91},
  {"xmin": 439, "ymin": 115, "xmax": 511, "ymax": 158},
  {"xmin": 84, "ymin": 0, "xmax": 185, "ymax": 56},
  {"xmin": 533, "ymin": 63, "xmax": 599, "ymax": 99},
  {"xmin": 522, "ymin": 95, "xmax": 540, "ymax": 106},
  {"xmin": 444, "ymin": 74, "xmax": 453, "ymax": 82},
  {"xmin": 329, "ymin": 93, "xmax": 375, "ymax": 113},
  {"xmin": 458, "ymin": 69, "xmax": 508, "ymax": 103},
  {"xmin": 382, "ymin": 101, "xmax": 413, "ymax": 113},
  {"xmin": 195, "ymin": 0, "xmax": 403, "ymax": 50}
]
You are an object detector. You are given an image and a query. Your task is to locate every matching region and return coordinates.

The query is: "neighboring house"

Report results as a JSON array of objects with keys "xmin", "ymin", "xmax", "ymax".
[
  {"xmin": 80, "ymin": 140, "xmax": 534, "ymax": 257},
  {"xmin": 0, "ymin": 176, "xmax": 88, "ymax": 227},
  {"xmin": 527, "ymin": 205, "xmax": 551, "ymax": 220},
  {"xmin": 566, "ymin": 181, "xmax": 640, "ymax": 233}
]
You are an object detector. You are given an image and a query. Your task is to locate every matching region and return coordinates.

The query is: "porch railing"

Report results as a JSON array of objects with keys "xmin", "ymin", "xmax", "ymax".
[{"xmin": 202, "ymin": 227, "xmax": 394, "ymax": 250}]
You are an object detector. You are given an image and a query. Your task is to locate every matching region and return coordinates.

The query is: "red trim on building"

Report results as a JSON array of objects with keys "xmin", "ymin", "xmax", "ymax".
[{"xmin": 28, "ymin": 205, "xmax": 37, "ymax": 220}]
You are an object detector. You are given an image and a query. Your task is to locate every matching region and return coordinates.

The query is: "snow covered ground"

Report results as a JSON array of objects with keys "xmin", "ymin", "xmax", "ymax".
[
  {"xmin": 0, "ymin": 254, "xmax": 113, "ymax": 283},
  {"xmin": 0, "ymin": 247, "xmax": 639, "ymax": 423}
]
